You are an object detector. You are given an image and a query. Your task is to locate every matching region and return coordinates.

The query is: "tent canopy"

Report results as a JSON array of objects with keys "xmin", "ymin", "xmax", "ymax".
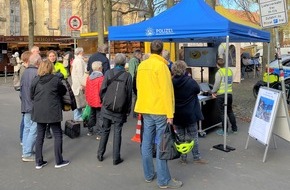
[{"xmin": 108, "ymin": 0, "xmax": 270, "ymax": 43}]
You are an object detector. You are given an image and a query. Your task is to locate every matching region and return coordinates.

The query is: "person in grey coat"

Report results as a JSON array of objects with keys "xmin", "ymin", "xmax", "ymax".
[
  {"xmin": 20, "ymin": 54, "xmax": 42, "ymax": 162},
  {"xmin": 30, "ymin": 60, "xmax": 69, "ymax": 169},
  {"xmin": 97, "ymin": 53, "xmax": 132, "ymax": 165}
]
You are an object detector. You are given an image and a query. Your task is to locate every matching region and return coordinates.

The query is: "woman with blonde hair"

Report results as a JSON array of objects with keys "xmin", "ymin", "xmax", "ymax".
[
  {"xmin": 45, "ymin": 50, "xmax": 68, "ymax": 138},
  {"xmin": 31, "ymin": 60, "xmax": 69, "ymax": 169}
]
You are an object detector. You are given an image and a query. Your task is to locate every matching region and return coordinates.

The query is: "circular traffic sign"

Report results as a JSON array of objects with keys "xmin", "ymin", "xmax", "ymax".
[{"xmin": 68, "ymin": 15, "xmax": 82, "ymax": 30}]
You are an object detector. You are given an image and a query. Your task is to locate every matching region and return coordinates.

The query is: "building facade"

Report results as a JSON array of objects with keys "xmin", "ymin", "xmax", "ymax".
[{"xmin": 0, "ymin": 0, "xmax": 144, "ymax": 37}]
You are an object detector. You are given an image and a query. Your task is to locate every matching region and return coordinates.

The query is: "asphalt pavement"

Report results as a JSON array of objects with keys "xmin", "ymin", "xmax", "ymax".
[{"xmin": 0, "ymin": 74, "xmax": 290, "ymax": 190}]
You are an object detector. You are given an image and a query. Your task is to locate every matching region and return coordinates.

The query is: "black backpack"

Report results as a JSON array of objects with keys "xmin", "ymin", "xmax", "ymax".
[{"xmin": 102, "ymin": 70, "xmax": 129, "ymax": 113}]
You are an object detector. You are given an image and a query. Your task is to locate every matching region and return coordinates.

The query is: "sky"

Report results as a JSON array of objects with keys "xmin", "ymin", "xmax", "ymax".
[{"xmin": 219, "ymin": 0, "xmax": 259, "ymax": 12}]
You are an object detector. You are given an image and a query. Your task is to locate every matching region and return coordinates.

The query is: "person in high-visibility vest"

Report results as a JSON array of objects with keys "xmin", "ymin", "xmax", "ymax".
[{"xmin": 211, "ymin": 58, "xmax": 238, "ymax": 136}]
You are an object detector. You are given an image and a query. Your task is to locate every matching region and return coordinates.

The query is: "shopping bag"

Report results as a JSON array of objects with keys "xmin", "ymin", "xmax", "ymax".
[
  {"xmin": 82, "ymin": 105, "xmax": 91, "ymax": 121},
  {"xmin": 159, "ymin": 123, "xmax": 181, "ymax": 160}
]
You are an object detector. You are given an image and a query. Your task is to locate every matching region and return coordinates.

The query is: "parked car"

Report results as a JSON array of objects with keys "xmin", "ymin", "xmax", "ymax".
[{"xmin": 268, "ymin": 54, "xmax": 290, "ymax": 78}]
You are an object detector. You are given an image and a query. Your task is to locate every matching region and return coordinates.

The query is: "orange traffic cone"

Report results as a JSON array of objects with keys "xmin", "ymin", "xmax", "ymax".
[{"xmin": 131, "ymin": 114, "xmax": 142, "ymax": 143}]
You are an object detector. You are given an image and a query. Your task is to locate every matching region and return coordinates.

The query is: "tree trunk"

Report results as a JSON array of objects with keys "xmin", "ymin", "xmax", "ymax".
[
  {"xmin": 104, "ymin": 0, "xmax": 112, "ymax": 31},
  {"xmin": 97, "ymin": 0, "xmax": 104, "ymax": 46},
  {"xmin": 27, "ymin": 0, "xmax": 34, "ymax": 50}
]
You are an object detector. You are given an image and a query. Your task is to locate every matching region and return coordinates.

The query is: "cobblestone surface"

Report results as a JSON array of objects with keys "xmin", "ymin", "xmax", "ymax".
[{"xmin": 232, "ymin": 75, "xmax": 261, "ymax": 123}]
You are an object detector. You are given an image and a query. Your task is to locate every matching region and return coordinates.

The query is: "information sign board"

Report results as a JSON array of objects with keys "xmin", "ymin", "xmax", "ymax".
[
  {"xmin": 259, "ymin": 0, "xmax": 288, "ymax": 28},
  {"xmin": 248, "ymin": 87, "xmax": 280, "ymax": 145},
  {"xmin": 71, "ymin": 30, "xmax": 80, "ymax": 38}
]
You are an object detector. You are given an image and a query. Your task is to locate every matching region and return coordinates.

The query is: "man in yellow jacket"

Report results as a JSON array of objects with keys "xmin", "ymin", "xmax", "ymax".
[{"xmin": 135, "ymin": 40, "xmax": 182, "ymax": 189}]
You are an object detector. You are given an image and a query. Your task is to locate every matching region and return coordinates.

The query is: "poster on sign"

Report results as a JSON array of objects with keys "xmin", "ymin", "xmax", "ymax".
[{"xmin": 248, "ymin": 87, "xmax": 281, "ymax": 145}]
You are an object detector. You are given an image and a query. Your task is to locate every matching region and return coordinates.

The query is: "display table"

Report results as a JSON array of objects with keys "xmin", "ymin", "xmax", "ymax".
[{"xmin": 198, "ymin": 95, "xmax": 222, "ymax": 137}]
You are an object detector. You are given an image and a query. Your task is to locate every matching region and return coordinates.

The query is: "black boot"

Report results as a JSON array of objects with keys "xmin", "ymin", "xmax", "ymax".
[{"xmin": 46, "ymin": 125, "xmax": 52, "ymax": 139}]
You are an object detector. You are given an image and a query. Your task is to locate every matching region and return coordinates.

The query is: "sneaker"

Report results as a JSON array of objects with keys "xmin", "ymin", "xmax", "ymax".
[
  {"xmin": 55, "ymin": 160, "xmax": 70, "ymax": 168},
  {"xmin": 179, "ymin": 157, "xmax": 187, "ymax": 165},
  {"xmin": 36, "ymin": 161, "xmax": 48, "ymax": 169},
  {"xmin": 193, "ymin": 158, "xmax": 208, "ymax": 164},
  {"xmin": 231, "ymin": 130, "xmax": 238, "ymax": 135},
  {"xmin": 216, "ymin": 129, "xmax": 228, "ymax": 136},
  {"xmin": 145, "ymin": 172, "xmax": 156, "ymax": 183},
  {"xmin": 22, "ymin": 155, "xmax": 35, "ymax": 162},
  {"xmin": 159, "ymin": 178, "xmax": 183, "ymax": 189},
  {"xmin": 87, "ymin": 132, "xmax": 93, "ymax": 136},
  {"xmin": 96, "ymin": 136, "xmax": 101, "ymax": 140}
]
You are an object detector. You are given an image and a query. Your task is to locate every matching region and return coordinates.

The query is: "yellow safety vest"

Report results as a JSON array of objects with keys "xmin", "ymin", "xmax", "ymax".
[{"xmin": 217, "ymin": 68, "xmax": 233, "ymax": 95}]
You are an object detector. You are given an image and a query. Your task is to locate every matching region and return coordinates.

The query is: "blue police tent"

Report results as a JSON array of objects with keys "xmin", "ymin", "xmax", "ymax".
[
  {"xmin": 108, "ymin": 0, "xmax": 271, "ymax": 151},
  {"xmin": 108, "ymin": 0, "xmax": 270, "ymax": 43}
]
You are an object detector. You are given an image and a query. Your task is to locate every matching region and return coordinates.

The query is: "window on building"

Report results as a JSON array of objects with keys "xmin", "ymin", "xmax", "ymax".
[
  {"xmin": 10, "ymin": 0, "xmax": 20, "ymax": 36},
  {"xmin": 60, "ymin": 0, "xmax": 72, "ymax": 36}
]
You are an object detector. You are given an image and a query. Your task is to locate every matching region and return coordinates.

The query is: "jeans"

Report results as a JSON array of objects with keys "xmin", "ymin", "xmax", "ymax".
[
  {"xmin": 97, "ymin": 117, "xmax": 123, "ymax": 162},
  {"xmin": 73, "ymin": 108, "xmax": 82, "ymax": 121},
  {"xmin": 22, "ymin": 113, "xmax": 37, "ymax": 157},
  {"xmin": 175, "ymin": 122, "xmax": 200, "ymax": 160},
  {"xmin": 35, "ymin": 122, "xmax": 64, "ymax": 165},
  {"xmin": 141, "ymin": 114, "xmax": 171, "ymax": 186},
  {"xmin": 20, "ymin": 114, "xmax": 24, "ymax": 143},
  {"xmin": 216, "ymin": 94, "xmax": 237, "ymax": 132},
  {"xmin": 87, "ymin": 107, "xmax": 102, "ymax": 135}
]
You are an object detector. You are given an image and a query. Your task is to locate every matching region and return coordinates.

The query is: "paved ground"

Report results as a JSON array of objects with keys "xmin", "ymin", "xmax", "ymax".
[{"xmin": 1, "ymin": 73, "xmax": 290, "ymax": 190}]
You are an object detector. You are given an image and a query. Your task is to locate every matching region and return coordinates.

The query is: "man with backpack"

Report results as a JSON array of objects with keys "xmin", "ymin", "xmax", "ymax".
[{"xmin": 97, "ymin": 53, "xmax": 132, "ymax": 165}]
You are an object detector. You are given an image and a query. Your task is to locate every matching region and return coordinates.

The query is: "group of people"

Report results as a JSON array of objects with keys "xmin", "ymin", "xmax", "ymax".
[{"xmin": 17, "ymin": 40, "xmax": 238, "ymax": 189}]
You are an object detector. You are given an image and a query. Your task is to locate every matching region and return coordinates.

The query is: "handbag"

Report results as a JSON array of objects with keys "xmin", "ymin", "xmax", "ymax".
[
  {"xmin": 75, "ymin": 90, "xmax": 87, "ymax": 108},
  {"xmin": 159, "ymin": 123, "xmax": 181, "ymax": 160}
]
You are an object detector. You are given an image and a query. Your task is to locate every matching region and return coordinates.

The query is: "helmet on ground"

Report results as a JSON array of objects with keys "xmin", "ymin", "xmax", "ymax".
[{"xmin": 174, "ymin": 140, "xmax": 194, "ymax": 154}]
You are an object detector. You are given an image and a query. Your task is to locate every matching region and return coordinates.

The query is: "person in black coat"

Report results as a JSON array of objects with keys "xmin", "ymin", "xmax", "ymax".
[
  {"xmin": 30, "ymin": 60, "xmax": 69, "ymax": 169},
  {"xmin": 87, "ymin": 44, "xmax": 110, "ymax": 75},
  {"xmin": 172, "ymin": 60, "xmax": 207, "ymax": 164},
  {"xmin": 97, "ymin": 53, "xmax": 132, "ymax": 165}
]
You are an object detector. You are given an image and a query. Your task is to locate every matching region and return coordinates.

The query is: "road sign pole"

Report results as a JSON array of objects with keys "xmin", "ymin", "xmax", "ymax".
[{"xmin": 74, "ymin": 37, "xmax": 76, "ymax": 52}]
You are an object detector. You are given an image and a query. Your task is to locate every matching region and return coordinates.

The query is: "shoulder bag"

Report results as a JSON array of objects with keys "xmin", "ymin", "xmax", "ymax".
[{"xmin": 159, "ymin": 123, "xmax": 181, "ymax": 160}]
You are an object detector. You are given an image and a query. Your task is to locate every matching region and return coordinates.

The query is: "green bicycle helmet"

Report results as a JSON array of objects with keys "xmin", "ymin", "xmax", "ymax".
[{"xmin": 174, "ymin": 140, "xmax": 194, "ymax": 154}]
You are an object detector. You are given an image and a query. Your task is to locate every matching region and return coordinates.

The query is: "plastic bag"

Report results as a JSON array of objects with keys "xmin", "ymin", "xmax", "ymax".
[{"xmin": 82, "ymin": 105, "xmax": 91, "ymax": 121}]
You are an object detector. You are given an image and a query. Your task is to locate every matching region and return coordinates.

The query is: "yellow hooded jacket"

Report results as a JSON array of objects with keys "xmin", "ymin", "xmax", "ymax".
[
  {"xmin": 134, "ymin": 54, "xmax": 175, "ymax": 118},
  {"xmin": 54, "ymin": 61, "xmax": 68, "ymax": 79}
]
